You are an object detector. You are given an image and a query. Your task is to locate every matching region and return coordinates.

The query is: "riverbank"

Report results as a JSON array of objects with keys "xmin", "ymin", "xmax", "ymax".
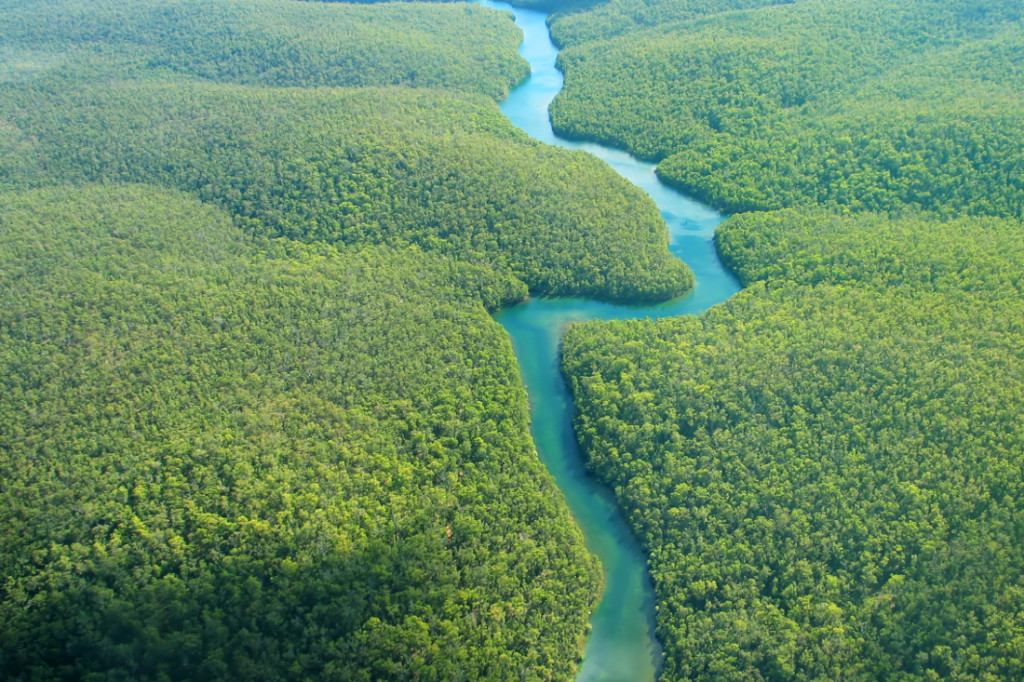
[{"xmin": 481, "ymin": 1, "xmax": 740, "ymax": 679}]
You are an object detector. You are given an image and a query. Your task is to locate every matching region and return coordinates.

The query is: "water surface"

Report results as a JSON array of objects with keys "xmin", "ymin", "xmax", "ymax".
[{"xmin": 481, "ymin": 2, "xmax": 741, "ymax": 679}]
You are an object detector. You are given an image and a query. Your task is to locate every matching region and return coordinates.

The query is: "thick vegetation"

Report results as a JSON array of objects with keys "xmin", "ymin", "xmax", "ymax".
[
  {"xmin": 549, "ymin": 0, "xmax": 791, "ymax": 46},
  {"xmin": 716, "ymin": 208, "xmax": 1024, "ymax": 293},
  {"xmin": 0, "ymin": 81, "xmax": 689, "ymax": 302},
  {"xmin": 0, "ymin": 0, "xmax": 528, "ymax": 98},
  {"xmin": 564, "ymin": 209, "xmax": 1024, "ymax": 679},
  {"xmin": 0, "ymin": 184, "xmax": 602, "ymax": 681},
  {"xmin": 0, "ymin": 0, "xmax": 702, "ymax": 678},
  {"xmin": 548, "ymin": 0, "xmax": 1024, "ymax": 216},
  {"xmin": 555, "ymin": 0, "xmax": 1024, "ymax": 678}
]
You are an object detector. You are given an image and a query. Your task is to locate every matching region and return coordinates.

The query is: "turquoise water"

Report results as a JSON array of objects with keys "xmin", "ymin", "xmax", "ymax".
[{"xmin": 481, "ymin": 2, "xmax": 741, "ymax": 680}]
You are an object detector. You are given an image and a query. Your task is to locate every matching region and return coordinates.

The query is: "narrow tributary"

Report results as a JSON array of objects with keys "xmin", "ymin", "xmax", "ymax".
[{"xmin": 481, "ymin": 2, "xmax": 741, "ymax": 679}]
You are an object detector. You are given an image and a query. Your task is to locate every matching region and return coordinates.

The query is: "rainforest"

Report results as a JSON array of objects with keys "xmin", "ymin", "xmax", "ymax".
[{"xmin": 1, "ymin": 0, "xmax": 1022, "ymax": 680}]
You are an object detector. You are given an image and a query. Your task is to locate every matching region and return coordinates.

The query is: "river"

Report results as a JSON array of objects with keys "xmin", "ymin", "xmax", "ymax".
[{"xmin": 480, "ymin": 2, "xmax": 741, "ymax": 680}]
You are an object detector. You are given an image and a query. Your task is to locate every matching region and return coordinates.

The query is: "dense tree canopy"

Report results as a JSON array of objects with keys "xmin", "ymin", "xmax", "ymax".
[
  {"xmin": 0, "ymin": 184, "xmax": 602, "ymax": 681},
  {"xmin": 564, "ymin": 209, "xmax": 1024, "ymax": 679},
  {"xmin": 0, "ymin": 80, "xmax": 689, "ymax": 302},
  {"xmin": 716, "ymin": 208, "xmax": 1024, "ymax": 294},
  {"xmin": 0, "ymin": 0, "xmax": 528, "ymax": 98},
  {"xmin": 549, "ymin": 0, "xmax": 792, "ymax": 46},
  {"xmin": 11, "ymin": 0, "xmax": 1024, "ymax": 678},
  {"xmin": 554, "ymin": 1, "xmax": 1024, "ymax": 679},
  {"xmin": 547, "ymin": 0, "xmax": 1024, "ymax": 216},
  {"xmin": 0, "ymin": 0, "xmax": 698, "ymax": 677}
]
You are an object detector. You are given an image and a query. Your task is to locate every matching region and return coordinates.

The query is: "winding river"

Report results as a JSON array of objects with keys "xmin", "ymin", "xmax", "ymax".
[{"xmin": 481, "ymin": 2, "xmax": 741, "ymax": 680}]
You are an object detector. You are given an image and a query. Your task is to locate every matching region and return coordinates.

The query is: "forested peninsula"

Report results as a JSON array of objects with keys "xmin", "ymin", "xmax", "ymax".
[
  {"xmin": 556, "ymin": 0, "xmax": 1024, "ymax": 679},
  {"xmin": 549, "ymin": 0, "xmax": 1024, "ymax": 216},
  {"xmin": 0, "ymin": 0, "xmax": 692, "ymax": 678}
]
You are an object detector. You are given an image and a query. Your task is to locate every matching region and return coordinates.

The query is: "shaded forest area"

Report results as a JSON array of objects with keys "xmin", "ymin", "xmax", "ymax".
[
  {"xmin": 0, "ymin": 0, "xmax": 528, "ymax": 97},
  {"xmin": 1, "ymin": 185, "xmax": 600, "ymax": 680}
]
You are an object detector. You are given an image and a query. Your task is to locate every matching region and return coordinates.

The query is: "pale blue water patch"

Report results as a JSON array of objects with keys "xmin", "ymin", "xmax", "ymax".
[{"xmin": 481, "ymin": 2, "xmax": 741, "ymax": 680}]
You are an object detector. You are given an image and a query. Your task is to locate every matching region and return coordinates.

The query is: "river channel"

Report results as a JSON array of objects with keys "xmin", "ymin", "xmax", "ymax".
[{"xmin": 481, "ymin": 2, "xmax": 741, "ymax": 680}]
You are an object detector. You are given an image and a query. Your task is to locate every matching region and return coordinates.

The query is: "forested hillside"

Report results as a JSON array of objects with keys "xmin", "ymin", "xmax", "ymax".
[
  {"xmin": 716, "ymin": 208, "xmax": 1024, "ymax": 293},
  {"xmin": 548, "ymin": 0, "xmax": 1024, "ymax": 216},
  {"xmin": 553, "ymin": 0, "xmax": 1024, "ymax": 678},
  {"xmin": 0, "ymin": 184, "xmax": 605, "ymax": 680},
  {"xmin": 0, "ymin": 0, "xmax": 527, "ymax": 97},
  {"xmin": 11, "ymin": 0, "xmax": 1024, "ymax": 678},
  {"xmin": 549, "ymin": 0, "xmax": 790, "ymax": 46},
  {"xmin": 564, "ymin": 210, "xmax": 1024, "ymax": 679},
  {"xmin": 0, "ymin": 0, "xmax": 702, "ymax": 678},
  {"xmin": 0, "ymin": 81, "xmax": 688, "ymax": 302}
]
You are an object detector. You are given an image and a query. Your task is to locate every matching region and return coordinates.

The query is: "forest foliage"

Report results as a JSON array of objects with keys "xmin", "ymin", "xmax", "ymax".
[
  {"xmin": 11, "ymin": 0, "xmax": 1024, "ymax": 678},
  {"xmin": 0, "ymin": 0, "xmax": 528, "ymax": 98},
  {"xmin": 547, "ymin": 0, "xmax": 1024, "ymax": 216},
  {"xmin": 549, "ymin": 0, "xmax": 792, "ymax": 46},
  {"xmin": 564, "ymin": 208, "xmax": 1024, "ymax": 680},
  {"xmin": 0, "ymin": 80, "xmax": 689, "ymax": 302},
  {"xmin": 0, "ymin": 0, "xmax": 700, "ymax": 678},
  {"xmin": 554, "ymin": 0, "xmax": 1024, "ymax": 678},
  {"xmin": 0, "ymin": 184, "xmax": 604, "ymax": 681},
  {"xmin": 716, "ymin": 208, "xmax": 1024, "ymax": 294}
]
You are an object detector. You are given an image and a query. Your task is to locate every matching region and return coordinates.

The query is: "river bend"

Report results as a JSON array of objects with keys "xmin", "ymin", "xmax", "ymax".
[{"xmin": 482, "ymin": 2, "xmax": 741, "ymax": 680}]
